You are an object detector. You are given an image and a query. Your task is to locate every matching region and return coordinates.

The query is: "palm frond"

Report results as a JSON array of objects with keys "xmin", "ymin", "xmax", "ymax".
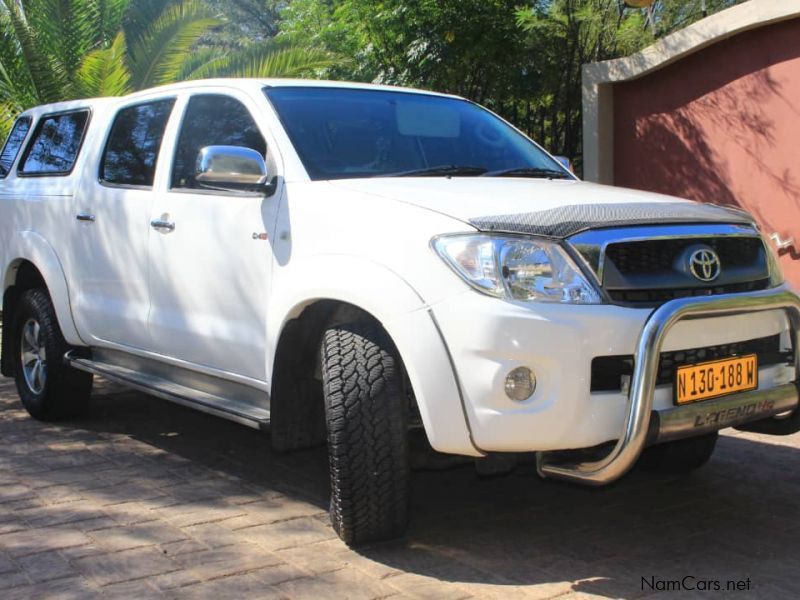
[
  {"xmin": 127, "ymin": 0, "xmax": 221, "ymax": 89},
  {"xmin": 0, "ymin": 0, "xmax": 65, "ymax": 103},
  {"xmin": 22, "ymin": 0, "xmax": 100, "ymax": 78},
  {"xmin": 76, "ymin": 31, "xmax": 130, "ymax": 97},
  {"xmin": 186, "ymin": 39, "xmax": 338, "ymax": 80},
  {"xmin": 96, "ymin": 0, "xmax": 130, "ymax": 45}
]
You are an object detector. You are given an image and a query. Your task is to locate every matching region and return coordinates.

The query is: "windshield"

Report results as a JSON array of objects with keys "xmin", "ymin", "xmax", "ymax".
[{"xmin": 264, "ymin": 87, "xmax": 570, "ymax": 181}]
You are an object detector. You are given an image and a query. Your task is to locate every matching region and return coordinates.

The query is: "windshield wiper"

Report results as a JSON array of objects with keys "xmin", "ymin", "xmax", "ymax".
[
  {"xmin": 386, "ymin": 165, "xmax": 489, "ymax": 177},
  {"xmin": 483, "ymin": 167, "xmax": 571, "ymax": 179}
]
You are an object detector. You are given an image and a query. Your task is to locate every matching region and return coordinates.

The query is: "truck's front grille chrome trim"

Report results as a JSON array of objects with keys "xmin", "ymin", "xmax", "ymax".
[{"xmin": 536, "ymin": 287, "xmax": 800, "ymax": 486}]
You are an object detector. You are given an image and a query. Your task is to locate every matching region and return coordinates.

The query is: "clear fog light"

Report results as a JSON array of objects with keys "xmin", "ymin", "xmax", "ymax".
[{"xmin": 504, "ymin": 367, "xmax": 536, "ymax": 401}]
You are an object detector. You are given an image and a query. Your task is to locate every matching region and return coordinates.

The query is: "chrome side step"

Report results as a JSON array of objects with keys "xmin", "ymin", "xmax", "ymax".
[{"xmin": 65, "ymin": 352, "xmax": 270, "ymax": 430}]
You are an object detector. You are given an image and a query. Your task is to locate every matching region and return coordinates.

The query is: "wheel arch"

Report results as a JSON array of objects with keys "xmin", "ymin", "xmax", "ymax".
[
  {"xmin": 1, "ymin": 233, "xmax": 84, "ymax": 377},
  {"xmin": 266, "ymin": 259, "xmax": 478, "ymax": 456}
]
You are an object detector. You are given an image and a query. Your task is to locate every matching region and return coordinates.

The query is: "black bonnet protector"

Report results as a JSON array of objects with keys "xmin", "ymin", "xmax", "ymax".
[{"xmin": 468, "ymin": 202, "xmax": 755, "ymax": 239}]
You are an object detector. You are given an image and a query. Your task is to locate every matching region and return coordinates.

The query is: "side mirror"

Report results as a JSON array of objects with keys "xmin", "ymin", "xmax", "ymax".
[
  {"xmin": 553, "ymin": 155, "xmax": 574, "ymax": 173},
  {"xmin": 195, "ymin": 145, "xmax": 270, "ymax": 192}
]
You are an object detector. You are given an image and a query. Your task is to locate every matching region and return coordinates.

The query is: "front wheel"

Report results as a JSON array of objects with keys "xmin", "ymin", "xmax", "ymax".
[
  {"xmin": 12, "ymin": 289, "xmax": 93, "ymax": 420},
  {"xmin": 321, "ymin": 321, "xmax": 409, "ymax": 545}
]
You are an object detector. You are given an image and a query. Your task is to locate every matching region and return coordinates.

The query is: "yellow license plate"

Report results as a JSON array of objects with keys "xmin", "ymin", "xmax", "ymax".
[{"xmin": 675, "ymin": 354, "xmax": 758, "ymax": 405}]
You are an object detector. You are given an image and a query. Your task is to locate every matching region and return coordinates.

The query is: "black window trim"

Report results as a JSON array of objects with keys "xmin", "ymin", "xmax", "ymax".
[
  {"xmin": 97, "ymin": 96, "xmax": 178, "ymax": 191},
  {"xmin": 169, "ymin": 92, "xmax": 269, "ymax": 197},
  {"xmin": 0, "ymin": 115, "xmax": 34, "ymax": 179},
  {"xmin": 17, "ymin": 108, "xmax": 92, "ymax": 178}
]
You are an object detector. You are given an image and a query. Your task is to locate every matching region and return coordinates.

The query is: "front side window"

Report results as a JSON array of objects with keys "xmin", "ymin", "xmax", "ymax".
[
  {"xmin": 172, "ymin": 95, "xmax": 266, "ymax": 190},
  {"xmin": 101, "ymin": 99, "xmax": 176, "ymax": 187},
  {"xmin": 0, "ymin": 117, "xmax": 32, "ymax": 177},
  {"xmin": 264, "ymin": 87, "xmax": 567, "ymax": 181},
  {"xmin": 20, "ymin": 110, "xmax": 89, "ymax": 175}
]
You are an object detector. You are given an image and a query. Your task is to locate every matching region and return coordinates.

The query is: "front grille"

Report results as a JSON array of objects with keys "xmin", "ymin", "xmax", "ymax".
[
  {"xmin": 608, "ymin": 279, "xmax": 770, "ymax": 304},
  {"xmin": 605, "ymin": 237, "xmax": 762, "ymax": 274},
  {"xmin": 600, "ymin": 235, "xmax": 769, "ymax": 306},
  {"xmin": 590, "ymin": 334, "xmax": 790, "ymax": 392}
]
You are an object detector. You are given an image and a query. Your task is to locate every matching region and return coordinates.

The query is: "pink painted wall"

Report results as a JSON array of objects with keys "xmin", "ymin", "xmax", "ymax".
[{"xmin": 613, "ymin": 18, "xmax": 800, "ymax": 285}]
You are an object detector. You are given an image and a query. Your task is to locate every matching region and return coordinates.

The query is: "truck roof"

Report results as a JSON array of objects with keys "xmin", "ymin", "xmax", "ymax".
[{"xmin": 18, "ymin": 78, "xmax": 462, "ymax": 118}]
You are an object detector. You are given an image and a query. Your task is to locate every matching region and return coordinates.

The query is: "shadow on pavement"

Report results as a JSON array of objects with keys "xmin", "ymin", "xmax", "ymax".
[{"xmin": 2, "ymin": 376, "xmax": 799, "ymax": 598}]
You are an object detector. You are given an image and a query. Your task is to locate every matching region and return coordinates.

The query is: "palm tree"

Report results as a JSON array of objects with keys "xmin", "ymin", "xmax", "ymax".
[{"xmin": 0, "ymin": 0, "xmax": 335, "ymax": 137}]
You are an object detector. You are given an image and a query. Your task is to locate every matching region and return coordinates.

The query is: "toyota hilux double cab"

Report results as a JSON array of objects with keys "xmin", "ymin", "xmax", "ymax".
[{"xmin": 2, "ymin": 79, "xmax": 799, "ymax": 545}]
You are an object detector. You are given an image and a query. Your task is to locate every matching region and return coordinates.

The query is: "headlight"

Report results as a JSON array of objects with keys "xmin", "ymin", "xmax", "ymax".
[{"xmin": 433, "ymin": 234, "xmax": 602, "ymax": 304}]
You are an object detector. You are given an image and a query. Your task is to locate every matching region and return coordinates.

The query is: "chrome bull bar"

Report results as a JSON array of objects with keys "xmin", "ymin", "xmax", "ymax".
[{"xmin": 536, "ymin": 287, "xmax": 800, "ymax": 486}]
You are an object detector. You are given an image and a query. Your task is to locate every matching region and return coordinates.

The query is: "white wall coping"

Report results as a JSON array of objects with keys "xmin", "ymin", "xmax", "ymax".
[{"xmin": 582, "ymin": 0, "xmax": 800, "ymax": 183}]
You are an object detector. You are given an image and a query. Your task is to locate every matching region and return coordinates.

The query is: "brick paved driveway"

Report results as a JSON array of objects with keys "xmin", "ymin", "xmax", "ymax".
[{"xmin": 2, "ymin": 373, "xmax": 800, "ymax": 599}]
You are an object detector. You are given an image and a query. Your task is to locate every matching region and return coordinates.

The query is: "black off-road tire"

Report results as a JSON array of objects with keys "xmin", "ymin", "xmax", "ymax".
[
  {"xmin": 12, "ymin": 289, "xmax": 93, "ymax": 420},
  {"xmin": 640, "ymin": 432, "xmax": 718, "ymax": 474},
  {"xmin": 321, "ymin": 321, "xmax": 409, "ymax": 545}
]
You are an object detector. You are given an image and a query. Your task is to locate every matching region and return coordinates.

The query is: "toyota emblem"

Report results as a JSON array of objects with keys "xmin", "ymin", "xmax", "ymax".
[{"xmin": 688, "ymin": 248, "xmax": 721, "ymax": 282}]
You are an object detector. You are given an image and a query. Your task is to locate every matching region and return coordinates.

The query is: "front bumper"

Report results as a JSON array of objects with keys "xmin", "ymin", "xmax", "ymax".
[{"xmin": 430, "ymin": 286, "xmax": 800, "ymax": 484}]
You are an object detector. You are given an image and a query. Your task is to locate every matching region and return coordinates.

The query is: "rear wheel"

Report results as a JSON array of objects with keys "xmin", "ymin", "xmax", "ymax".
[
  {"xmin": 12, "ymin": 289, "xmax": 93, "ymax": 420},
  {"xmin": 640, "ymin": 432, "xmax": 718, "ymax": 474},
  {"xmin": 321, "ymin": 320, "xmax": 409, "ymax": 545}
]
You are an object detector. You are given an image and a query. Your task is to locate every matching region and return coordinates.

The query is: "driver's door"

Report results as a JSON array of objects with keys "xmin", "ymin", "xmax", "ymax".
[{"xmin": 147, "ymin": 91, "xmax": 281, "ymax": 382}]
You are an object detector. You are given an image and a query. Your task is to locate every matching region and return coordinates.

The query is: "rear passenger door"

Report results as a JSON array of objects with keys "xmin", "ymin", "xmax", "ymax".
[
  {"xmin": 147, "ymin": 91, "xmax": 279, "ymax": 383},
  {"xmin": 70, "ymin": 98, "xmax": 175, "ymax": 349}
]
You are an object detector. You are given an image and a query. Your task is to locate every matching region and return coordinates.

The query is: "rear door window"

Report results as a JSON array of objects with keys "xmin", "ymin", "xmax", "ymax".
[
  {"xmin": 0, "ymin": 117, "xmax": 32, "ymax": 177},
  {"xmin": 19, "ymin": 110, "xmax": 90, "ymax": 175},
  {"xmin": 100, "ymin": 99, "xmax": 175, "ymax": 187}
]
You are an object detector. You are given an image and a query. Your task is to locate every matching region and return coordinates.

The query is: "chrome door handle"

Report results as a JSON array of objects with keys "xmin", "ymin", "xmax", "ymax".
[
  {"xmin": 76, "ymin": 213, "xmax": 95, "ymax": 222},
  {"xmin": 151, "ymin": 219, "xmax": 175, "ymax": 232}
]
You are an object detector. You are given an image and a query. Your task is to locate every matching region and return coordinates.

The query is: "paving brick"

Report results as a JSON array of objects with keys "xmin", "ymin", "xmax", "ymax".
[
  {"xmin": 275, "ymin": 541, "xmax": 351, "ymax": 575},
  {"xmin": 89, "ymin": 521, "xmax": 187, "ymax": 552},
  {"xmin": 148, "ymin": 568, "xmax": 203, "ymax": 591},
  {"xmin": 0, "ymin": 551, "xmax": 16, "ymax": 574},
  {"xmin": 173, "ymin": 572, "xmax": 284, "ymax": 599},
  {"xmin": 155, "ymin": 502, "xmax": 247, "ymax": 528},
  {"xmin": 17, "ymin": 502, "xmax": 108, "ymax": 528},
  {"xmin": 0, "ymin": 484, "xmax": 34, "ymax": 503},
  {"xmin": 249, "ymin": 562, "xmax": 314, "ymax": 585},
  {"xmin": 383, "ymin": 573, "xmax": 472, "ymax": 600},
  {"xmin": 159, "ymin": 538, "xmax": 208, "ymax": 557},
  {"xmin": 73, "ymin": 546, "xmax": 180, "ymax": 586},
  {"xmin": 102, "ymin": 579, "xmax": 166, "ymax": 598},
  {"xmin": 274, "ymin": 568, "xmax": 401, "ymax": 600},
  {"xmin": 83, "ymin": 482, "xmax": 165, "ymax": 506},
  {"xmin": 17, "ymin": 549, "xmax": 77, "ymax": 583},
  {"xmin": 170, "ymin": 543, "xmax": 283, "ymax": 581},
  {"xmin": 103, "ymin": 502, "xmax": 162, "ymax": 526},
  {"xmin": 33, "ymin": 485, "xmax": 85, "ymax": 505},
  {"xmin": 0, "ymin": 526, "xmax": 91, "ymax": 557},
  {"xmin": 179, "ymin": 522, "xmax": 245, "ymax": 549},
  {"xmin": 3, "ymin": 370, "xmax": 800, "ymax": 599},
  {"xmin": 1, "ymin": 576, "xmax": 101, "ymax": 600},
  {"xmin": 219, "ymin": 496, "xmax": 324, "ymax": 530},
  {"xmin": 235, "ymin": 516, "xmax": 336, "ymax": 551},
  {"xmin": 0, "ymin": 570, "xmax": 30, "ymax": 590},
  {"xmin": 0, "ymin": 518, "xmax": 28, "ymax": 535}
]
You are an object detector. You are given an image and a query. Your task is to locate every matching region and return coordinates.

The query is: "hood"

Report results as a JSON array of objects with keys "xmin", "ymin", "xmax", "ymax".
[{"xmin": 328, "ymin": 178, "xmax": 753, "ymax": 238}]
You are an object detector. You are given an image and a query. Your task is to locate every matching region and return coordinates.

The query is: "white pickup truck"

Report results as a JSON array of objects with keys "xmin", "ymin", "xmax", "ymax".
[{"xmin": 2, "ymin": 79, "xmax": 799, "ymax": 545}]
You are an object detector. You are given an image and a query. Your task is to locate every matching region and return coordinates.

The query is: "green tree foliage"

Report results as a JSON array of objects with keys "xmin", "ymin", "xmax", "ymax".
[
  {"xmin": 0, "ymin": 0, "xmax": 333, "ymax": 137},
  {"xmin": 279, "ymin": 0, "xmax": 744, "ymax": 171}
]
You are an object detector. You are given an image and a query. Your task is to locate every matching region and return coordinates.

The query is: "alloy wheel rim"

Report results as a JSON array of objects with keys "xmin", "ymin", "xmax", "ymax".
[{"xmin": 20, "ymin": 318, "xmax": 47, "ymax": 395}]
